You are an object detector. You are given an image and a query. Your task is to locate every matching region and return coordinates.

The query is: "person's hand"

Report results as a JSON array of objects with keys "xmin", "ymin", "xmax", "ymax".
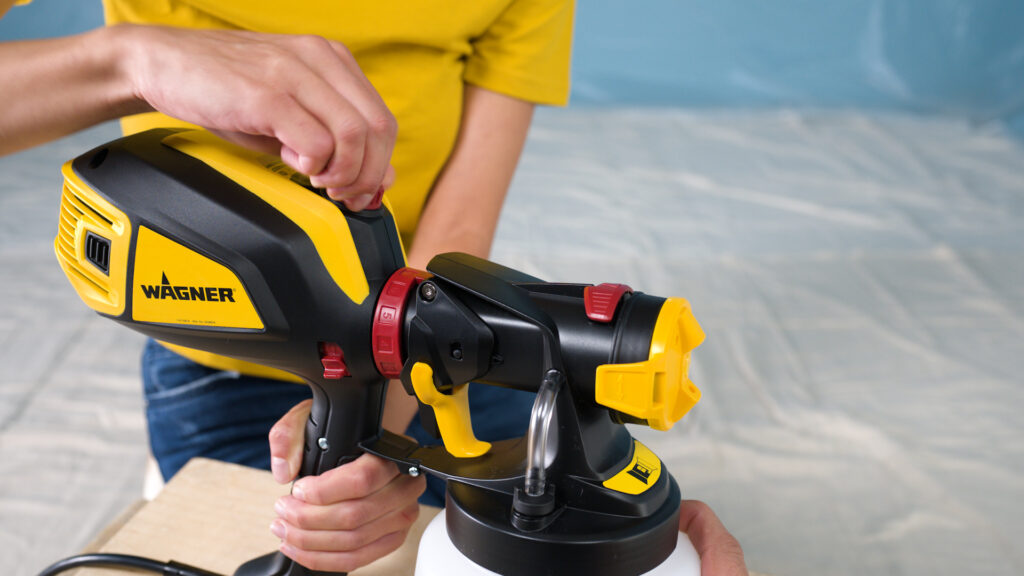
[
  {"xmin": 679, "ymin": 500, "xmax": 748, "ymax": 576},
  {"xmin": 267, "ymin": 399, "xmax": 426, "ymax": 572},
  {"xmin": 116, "ymin": 24, "xmax": 397, "ymax": 210}
]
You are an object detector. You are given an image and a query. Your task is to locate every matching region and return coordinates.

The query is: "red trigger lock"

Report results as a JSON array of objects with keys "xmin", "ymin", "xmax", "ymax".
[
  {"xmin": 319, "ymin": 342, "xmax": 349, "ymax": 380},
  {"xmin": 584, "ymin": 283, "xmax": 633, "ymax": 323}
]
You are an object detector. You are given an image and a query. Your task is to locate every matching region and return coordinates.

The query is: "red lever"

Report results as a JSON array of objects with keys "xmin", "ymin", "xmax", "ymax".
[
  {"xmin": 584, "ymin": 283, "xmax": 633, "ymax": 323},
  {"xmin": 319, "ymin": 342, "xmax": 349, "ymax": 379}
]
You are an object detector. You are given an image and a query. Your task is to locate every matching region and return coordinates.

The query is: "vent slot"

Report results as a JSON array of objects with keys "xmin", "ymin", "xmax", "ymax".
[
  {"xmin": 57, "ymin": 184, "xmax": 113, "ymax": 299},
  {"xmin": 85, "ymin": 232, "xmax": 111, "ymax": 274}
]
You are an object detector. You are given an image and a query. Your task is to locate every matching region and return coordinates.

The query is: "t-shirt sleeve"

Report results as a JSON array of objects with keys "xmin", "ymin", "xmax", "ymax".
[{"xmin": 464, "ymin": 0, "xmax": 575, "ymax": 106}]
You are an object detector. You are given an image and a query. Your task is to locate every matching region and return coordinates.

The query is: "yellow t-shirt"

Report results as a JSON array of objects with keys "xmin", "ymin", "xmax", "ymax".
[{"xmin": 102, "ymin": 0, "xmax": 574, "ymax": 380}]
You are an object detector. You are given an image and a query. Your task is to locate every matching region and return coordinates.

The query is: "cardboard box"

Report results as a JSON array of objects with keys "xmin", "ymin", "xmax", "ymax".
[{"xmin": 71, "ymin": 458, "xmax": 439, "ymax": 576}]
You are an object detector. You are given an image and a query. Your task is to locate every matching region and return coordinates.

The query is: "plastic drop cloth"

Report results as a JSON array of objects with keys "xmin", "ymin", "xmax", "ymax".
[
  {"xmin": 495, "ymin": 109, "xmax": 1024, "ymax": 576},
  {"xmin": 2, "ymin": 109, "xmax": 1024, "ymax": 575}
]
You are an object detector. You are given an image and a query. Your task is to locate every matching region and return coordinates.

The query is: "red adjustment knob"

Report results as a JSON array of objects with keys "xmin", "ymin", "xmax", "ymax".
[
  {"xmin": 319, "ymin": 342, "xmax": 349, "ymax": 379},
  {"xmin": 584, "ymin": 283, "xmax": 633, "ymax": 323},
  {"xmin": 373, "ymin": 267, "xmax": 432, "ymax": 378}
]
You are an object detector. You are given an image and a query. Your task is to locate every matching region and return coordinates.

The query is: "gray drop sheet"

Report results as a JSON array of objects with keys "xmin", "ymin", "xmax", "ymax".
[{"xmin": 2, "ymin": 110, "xmax": 1022, "ymax": 576}]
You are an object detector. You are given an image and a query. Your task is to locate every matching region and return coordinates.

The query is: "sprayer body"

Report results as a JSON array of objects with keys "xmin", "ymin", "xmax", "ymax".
[
  {"xmin": 359, "ymin": 255, "xmax": 697, "ymax": 575},
  {"xmin": 56, "ymin": 130, "xmax": 707, "ymax": 576}
]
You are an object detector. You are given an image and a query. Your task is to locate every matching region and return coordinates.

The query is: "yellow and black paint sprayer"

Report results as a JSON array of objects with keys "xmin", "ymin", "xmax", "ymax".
[{"xmin": 52, "ymin": 129, "xmax": 705, "ymax": 576}]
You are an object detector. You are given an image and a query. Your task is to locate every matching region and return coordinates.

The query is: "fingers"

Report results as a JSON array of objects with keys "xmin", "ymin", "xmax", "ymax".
[
  {"xmin": 268, "ymin": 399, "xmax": 312, "ymax": 484},
  {"xmin": 346, "ymin": 165, "xmax": 398, "ymax": 211},
  {"xmin": 288, "ymin": 77, "xmax": 368, "ymax": 189},
  {"xmin": 291, "ymin": 452, "xmax": 400, "ymax": 505},
  {"xmin": 246, "ymin": 93, "xmax": 337, "ymax": 176},
  {"xmin": 382, "ymin": 164, "xmax": 396, "ymax": 190},
  {"xmin": 678, "ymin": 500, "xmax": 748, "ymax": 576},
  {"xmin": 273, "ymin": 501, "xmax": 420, "ymax": 552},
  {"xmin": 127, "ymin": 27, "xmax": 396, "ymax": 209},
  {"xmin": 276, "ymin": 466, "xmax": 425, "ymax": 530},
  {"xmin": 280, "ymin": 528, "xmax": 409, "ymax": 573},
  {"xmin": 321, "ymin": 121, "xmax": 392, "ymax": 204},
  {"xmin": 272, "ymin": 453, "xmax": 427, "ymax": 572},
  {"xmin": 275, "ymin": 35, "xmax": 396, "ymax": 201}
]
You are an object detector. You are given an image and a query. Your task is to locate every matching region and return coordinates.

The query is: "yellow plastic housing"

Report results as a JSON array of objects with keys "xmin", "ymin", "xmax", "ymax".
[
  {"xmin": 602, "ymin": 440, "xmax": 663, "ymax": 495},
  {"xmin": 131, "ymin": 226, "xmax": 264, "ymax": 330},
  {"xmin": 54, "ymin": 162, "xmax": 132, "ymax": 317},
  {"xmin": 595, "ymin": 298, "xmax": 705, "ymax": 431},
  {"xmin": 163, "ymin": 131, "xmax": 372, "ymax": 305}
]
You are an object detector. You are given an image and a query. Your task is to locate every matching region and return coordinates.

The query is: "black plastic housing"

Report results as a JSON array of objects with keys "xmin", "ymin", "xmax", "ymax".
[
  {"xmin": 70, "ymin": 130, "xmax": 406, "ymax": 576},
  {"xmin": 361, "ymin": 253, "xmax": 681, "ymax": 575}
]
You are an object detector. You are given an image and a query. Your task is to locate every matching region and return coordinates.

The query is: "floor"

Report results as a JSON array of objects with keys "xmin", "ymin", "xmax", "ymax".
[
  {"xmin": 3, "ymin": 110, "xmax": 1023, "ymax": 576},
  {"xmin": 0, "ymin": 123, "xmax": 148, "ymax": 573}
]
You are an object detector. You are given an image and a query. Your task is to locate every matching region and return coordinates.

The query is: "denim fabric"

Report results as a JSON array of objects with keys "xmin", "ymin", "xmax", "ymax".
[
  {"xmin": 141, "ymin": 339, "xmax": 312, "ymax": 480},
  {"xmin": 142, "ymin": 339, "xmax": 535, "ymax": 507}
]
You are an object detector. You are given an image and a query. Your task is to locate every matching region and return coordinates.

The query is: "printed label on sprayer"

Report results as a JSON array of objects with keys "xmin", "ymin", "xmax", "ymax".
[
  {"xmin": 602, "ymin": 440, "xmax": 662, "ymax": 495},
  {"xmin": 131, "ymin": 226, "xmax": 263, "ymax": 329}
]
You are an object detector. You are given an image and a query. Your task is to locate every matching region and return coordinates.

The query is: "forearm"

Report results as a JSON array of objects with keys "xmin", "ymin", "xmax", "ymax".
[
  {"xmin": 0, "ymin": 26, "xmax": 148, "ymax": 155},
  {"xmin": 383, "ymin": 85, "xmax": 535, "ymax": 432},
  {"xmin": 406, "ymin": 85, "xmax": 535, "ymax": 269}
]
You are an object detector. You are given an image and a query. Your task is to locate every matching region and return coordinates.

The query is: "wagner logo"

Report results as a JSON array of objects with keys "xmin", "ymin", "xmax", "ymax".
[{"xmin": 140, "ymin": 272, "xmax": 235, "ymax": 303}]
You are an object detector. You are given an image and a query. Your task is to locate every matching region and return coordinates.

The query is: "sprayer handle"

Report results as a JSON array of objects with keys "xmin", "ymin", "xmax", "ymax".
[
  {"xmin": 234, "ymin": 375, "xmax": 387, "ymax": 576},
  {"xmin": 299, "ymin": 376, "xmax": 387, "ymax": 477}
]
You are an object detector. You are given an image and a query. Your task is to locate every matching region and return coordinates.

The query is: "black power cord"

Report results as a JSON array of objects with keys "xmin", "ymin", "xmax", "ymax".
[{"xmin": 37, "ymin": 553, "xmax": 224, "ymax": 576}]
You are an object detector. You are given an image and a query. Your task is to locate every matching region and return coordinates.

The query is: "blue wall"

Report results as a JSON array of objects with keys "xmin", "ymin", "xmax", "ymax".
[
  {"xmin": 0, "ymin": 0, "xmax": 101, "ymax": 40},
  {"xmin": 3, "ymin": 0, "xmax": 1023, "ymax": 126},
  {"xmin": 572, "ymin": 0, "xmax": 1024, "ymax": 121}
]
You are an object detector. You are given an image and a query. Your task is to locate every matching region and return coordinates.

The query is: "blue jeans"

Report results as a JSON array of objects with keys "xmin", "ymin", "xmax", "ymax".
[{"xmin": 142, "ymin": 339, "xmax": 534, "ymax": 507}]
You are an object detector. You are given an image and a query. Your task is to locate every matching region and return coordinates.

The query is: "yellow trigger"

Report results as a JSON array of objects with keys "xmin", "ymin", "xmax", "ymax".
[{"xmin": 409, "ymin": 362, "xmax": 491, "ymax": 458}]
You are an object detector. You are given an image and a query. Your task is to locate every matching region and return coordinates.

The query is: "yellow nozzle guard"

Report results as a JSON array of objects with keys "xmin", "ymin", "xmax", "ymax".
[
  {"xmin": 410, "ymin": 362, "xmax": 491, "ymax": 458},
  {"xmin": 595, "ymin": 298, "xmax": 705, "ymax": 431}
]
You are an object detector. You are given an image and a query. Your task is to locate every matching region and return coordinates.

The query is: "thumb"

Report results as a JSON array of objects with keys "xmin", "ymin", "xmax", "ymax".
[
  {"xmin": 269, "ymin": 399, "xmax": 312, "ymax": 484},
  {"xmin": 678, "ymin": 500, "xmax": 747, "ymax": 576}
]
